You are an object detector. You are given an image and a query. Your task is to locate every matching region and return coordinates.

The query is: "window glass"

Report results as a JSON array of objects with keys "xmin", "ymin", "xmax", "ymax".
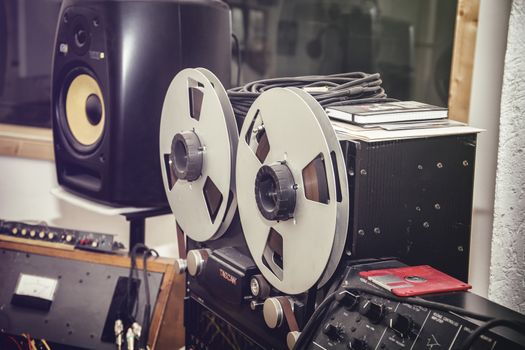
[{"xmin": 227, "ymin": 0, "xmax": 457, "ymax": 107}]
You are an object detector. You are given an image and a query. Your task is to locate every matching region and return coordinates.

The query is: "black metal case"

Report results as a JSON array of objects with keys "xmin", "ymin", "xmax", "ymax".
[{"xmin": 340, "ymin": 134, "xmax": 477, "ymax": 282}]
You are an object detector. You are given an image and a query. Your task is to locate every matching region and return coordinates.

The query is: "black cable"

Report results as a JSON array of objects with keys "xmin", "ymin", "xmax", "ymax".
[
  {"xmin": 127, "ymin": 244, "xmax": 144, "ymax": 321},
  {"xmin": 458, "ymin": 319, "xmax": 525, "ymax": 350},
  {"xmin": 293, "ymin": 292, "xmax": 337, "ymax": 350},
  {"xmin": 139, "ymin": 248, "xmax": 159, "ymax": 350},
  {"xmin": 227, "ymin": 71, "xmax": 395, "ymax": 120},
  {"xmin": 125, "ymin": 244, "xmax": 154, "ymax": 323},
  {"xmin": 231, "ymin": 33, "xmax": 242, "ymax": 87}
]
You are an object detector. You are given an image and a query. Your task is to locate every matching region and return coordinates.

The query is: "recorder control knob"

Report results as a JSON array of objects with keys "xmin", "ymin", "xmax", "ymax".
[
  {"xmin": 287, "ymin": 331, "xmax": 300, "ymax": 350},
  {"xmin": 250, "ymin": 274, "xmax": 271, "ymax": 299},
  {"xmin": 170, "ymin": 131, "xmax": 203, "ymax": 181},
  {"xmin": 359, "ymin": 300, "xmax": 384, "ymax": 323},
  {"xmin": 174, "ymin": 258, "xmax": 187, "ymax": 274},
  {"xmin": 263, "ymin": 297, "xmax": 284, "ymax": 329},
  {"xmin": 386, "ymin": 313, "xmax": 413, "ymax": 336},
  {"xmin": 186, "ymin": 249, "xmax": 210, "ymax": 277}
]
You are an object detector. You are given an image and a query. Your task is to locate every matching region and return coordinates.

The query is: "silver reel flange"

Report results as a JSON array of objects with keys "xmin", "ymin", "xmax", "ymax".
[
  {"xmin": 160, "ymin": 68, "xmax": 238, "ymax": 242},
  {"xmin": 236, "ymin": 87, "xmax": 350, "ymax": 294}
]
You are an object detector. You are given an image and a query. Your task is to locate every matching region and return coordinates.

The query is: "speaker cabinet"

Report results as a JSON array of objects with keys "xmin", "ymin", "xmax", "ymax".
[{"xmin": 52, "ymin": 0, "xmax": 232, "ymax": 206}]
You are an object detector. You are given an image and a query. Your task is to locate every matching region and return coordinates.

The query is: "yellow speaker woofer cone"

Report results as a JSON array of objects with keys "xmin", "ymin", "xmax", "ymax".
[{"xmin": 65, "ymin": 74, "xmax": 105, "ymax": 146}]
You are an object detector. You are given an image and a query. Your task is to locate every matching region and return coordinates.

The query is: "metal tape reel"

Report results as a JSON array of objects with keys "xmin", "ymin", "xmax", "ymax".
[
  {"xmin": 159, "ymin": 68, "xmax": 238, "ymax": 242},
  {"xmin": 236, "ymin": 87, "xmax": 349, "ymax": 294}
]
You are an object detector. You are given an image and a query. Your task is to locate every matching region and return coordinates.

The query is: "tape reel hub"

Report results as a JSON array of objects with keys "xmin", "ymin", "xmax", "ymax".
[
  {"xmin": 255, "ymin": 163, "xmax": 296, "ymax": 221},
  {"xmin": 170, "ymin": 131, "xmax": 203, "ymax": 181}
]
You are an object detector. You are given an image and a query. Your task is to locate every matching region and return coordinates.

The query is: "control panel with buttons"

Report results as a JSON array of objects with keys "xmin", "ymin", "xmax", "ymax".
[
  {"xmin": 0, "ymin": 220, "xmax": 124, "ymax": 254},
  {"xmin": 307, "ymin": 260, "xmax": 525, "ymax": 350}
]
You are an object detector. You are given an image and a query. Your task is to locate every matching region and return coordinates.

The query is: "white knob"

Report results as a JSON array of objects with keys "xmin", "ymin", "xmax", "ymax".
[
  {"xmin": 174, "ymin": 258, "xmax": 187, "ymax": 274},
  {"xmin": 263, "ymin": 297, "xmax": 284, "ymax": 329},
  {"xmin": 187, "ymin": 249, "xmax": 210, "ymax": 277},
  {"xmin": 287, "ymin": 331, "xmax": 301, "ymax": 350}
]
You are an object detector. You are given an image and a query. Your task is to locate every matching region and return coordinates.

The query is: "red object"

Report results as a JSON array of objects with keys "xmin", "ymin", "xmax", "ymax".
[{"xmin": 359, "ymin": 265, "xmax": 471, "ymax": 297}]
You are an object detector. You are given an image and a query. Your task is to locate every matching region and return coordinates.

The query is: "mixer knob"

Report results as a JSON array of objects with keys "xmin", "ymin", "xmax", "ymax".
[
  {"xmin": 48, "ymin": 232, "xmax": 55, "ymax": 240},
  {"xmin": 186, "ymin": 249, "xmax": 210, "ymax": 277},
  {"xmin": 11, "ymin": 228, "xmax": 18, "ymax": 235},
  {"xmin": 347, "ymin": 336, "xmax": 369, "ymax": 350},
  {"xmin": 323, "ymin": 322, "xmax": 343, "ymax": 342},
  {"xmin": 21, "ymin": 228, "xmax": 27, "ymax": 236},
  {"xmin": 359, "ymin": 300, "xmax": 384, "ymax": 323},
  {"xmin": 38, "ymin": 231, "xmax": 46, "ymax": 239},
  {"xmin": 91, "ymin": 241, "xmax": 99, "ymax": 248},
  {"xmin": 30, "ymin": 230, "xmax": 37, "ymax": 238},
  {"xmin": 386, "ymin": 313, "xmax": 413, "ymax": 336},
  {"xmin": 65, "ymin": 234, "xmax": 74, "ymax": 243},
  {"xmin": 336, "ymin": 290, "xmax": 360, "ymax": 310}
]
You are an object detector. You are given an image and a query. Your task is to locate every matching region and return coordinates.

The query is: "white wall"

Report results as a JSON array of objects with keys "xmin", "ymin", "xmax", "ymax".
[
  {"xmin": 467, "ymin": 0, "xmax": 512, "ymax": 297},
  {"xmin": 489, "ymin": 0, "xmax": 525, "ymax": 314},
  {"xmin": 0, "ymin": 155, "xmax": 179, "ymax": 257}
]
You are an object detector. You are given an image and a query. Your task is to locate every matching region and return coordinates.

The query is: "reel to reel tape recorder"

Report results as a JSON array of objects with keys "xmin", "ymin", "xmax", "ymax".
[{"xmin": 159, "ymin": 68, "xmax": 481, "ymax": 349}]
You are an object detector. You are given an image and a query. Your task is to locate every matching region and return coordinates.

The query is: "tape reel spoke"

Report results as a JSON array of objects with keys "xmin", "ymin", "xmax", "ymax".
[
  {"xmin": 262, "ymin": 228, "xmax": 284, "ymax": 280},
  {"xmin": 162, "ymin": 153, "xmax": 177, "ymax": 190},
  {"xmin": 202, "ymin": 176, "xmax": 225, "ymax": 223},
  {"xmin": 302, "ymin": 153, "xmax": 330, "ymax": 204}
]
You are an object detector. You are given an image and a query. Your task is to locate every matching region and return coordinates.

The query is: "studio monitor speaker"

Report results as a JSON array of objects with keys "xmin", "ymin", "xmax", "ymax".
[{"xmin": 52, "ymin": 0, "xmax": 231, "ymax": 206}]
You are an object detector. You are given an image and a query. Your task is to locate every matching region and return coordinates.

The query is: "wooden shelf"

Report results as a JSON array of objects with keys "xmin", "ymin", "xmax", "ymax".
[{"xmin": 0, "ymin": 123, "xmax": 54, "ymax": 161}]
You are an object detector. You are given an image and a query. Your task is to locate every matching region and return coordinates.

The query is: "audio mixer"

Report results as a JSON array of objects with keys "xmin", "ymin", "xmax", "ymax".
[{"xmin": 0, "ymin": 219, "xmax": 123, "ymax": 253}]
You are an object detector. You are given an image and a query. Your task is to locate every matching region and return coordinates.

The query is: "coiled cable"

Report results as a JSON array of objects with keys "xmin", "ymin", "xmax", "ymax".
[{"xmin": 227, "ymin": 72, "xmax": 396, "ymax": 119}]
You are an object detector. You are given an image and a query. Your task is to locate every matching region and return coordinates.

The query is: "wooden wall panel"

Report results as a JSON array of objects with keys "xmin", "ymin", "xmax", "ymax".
[{"xmin": 448, "ymin": 0, "xmax": 480, "ymax": 123}]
